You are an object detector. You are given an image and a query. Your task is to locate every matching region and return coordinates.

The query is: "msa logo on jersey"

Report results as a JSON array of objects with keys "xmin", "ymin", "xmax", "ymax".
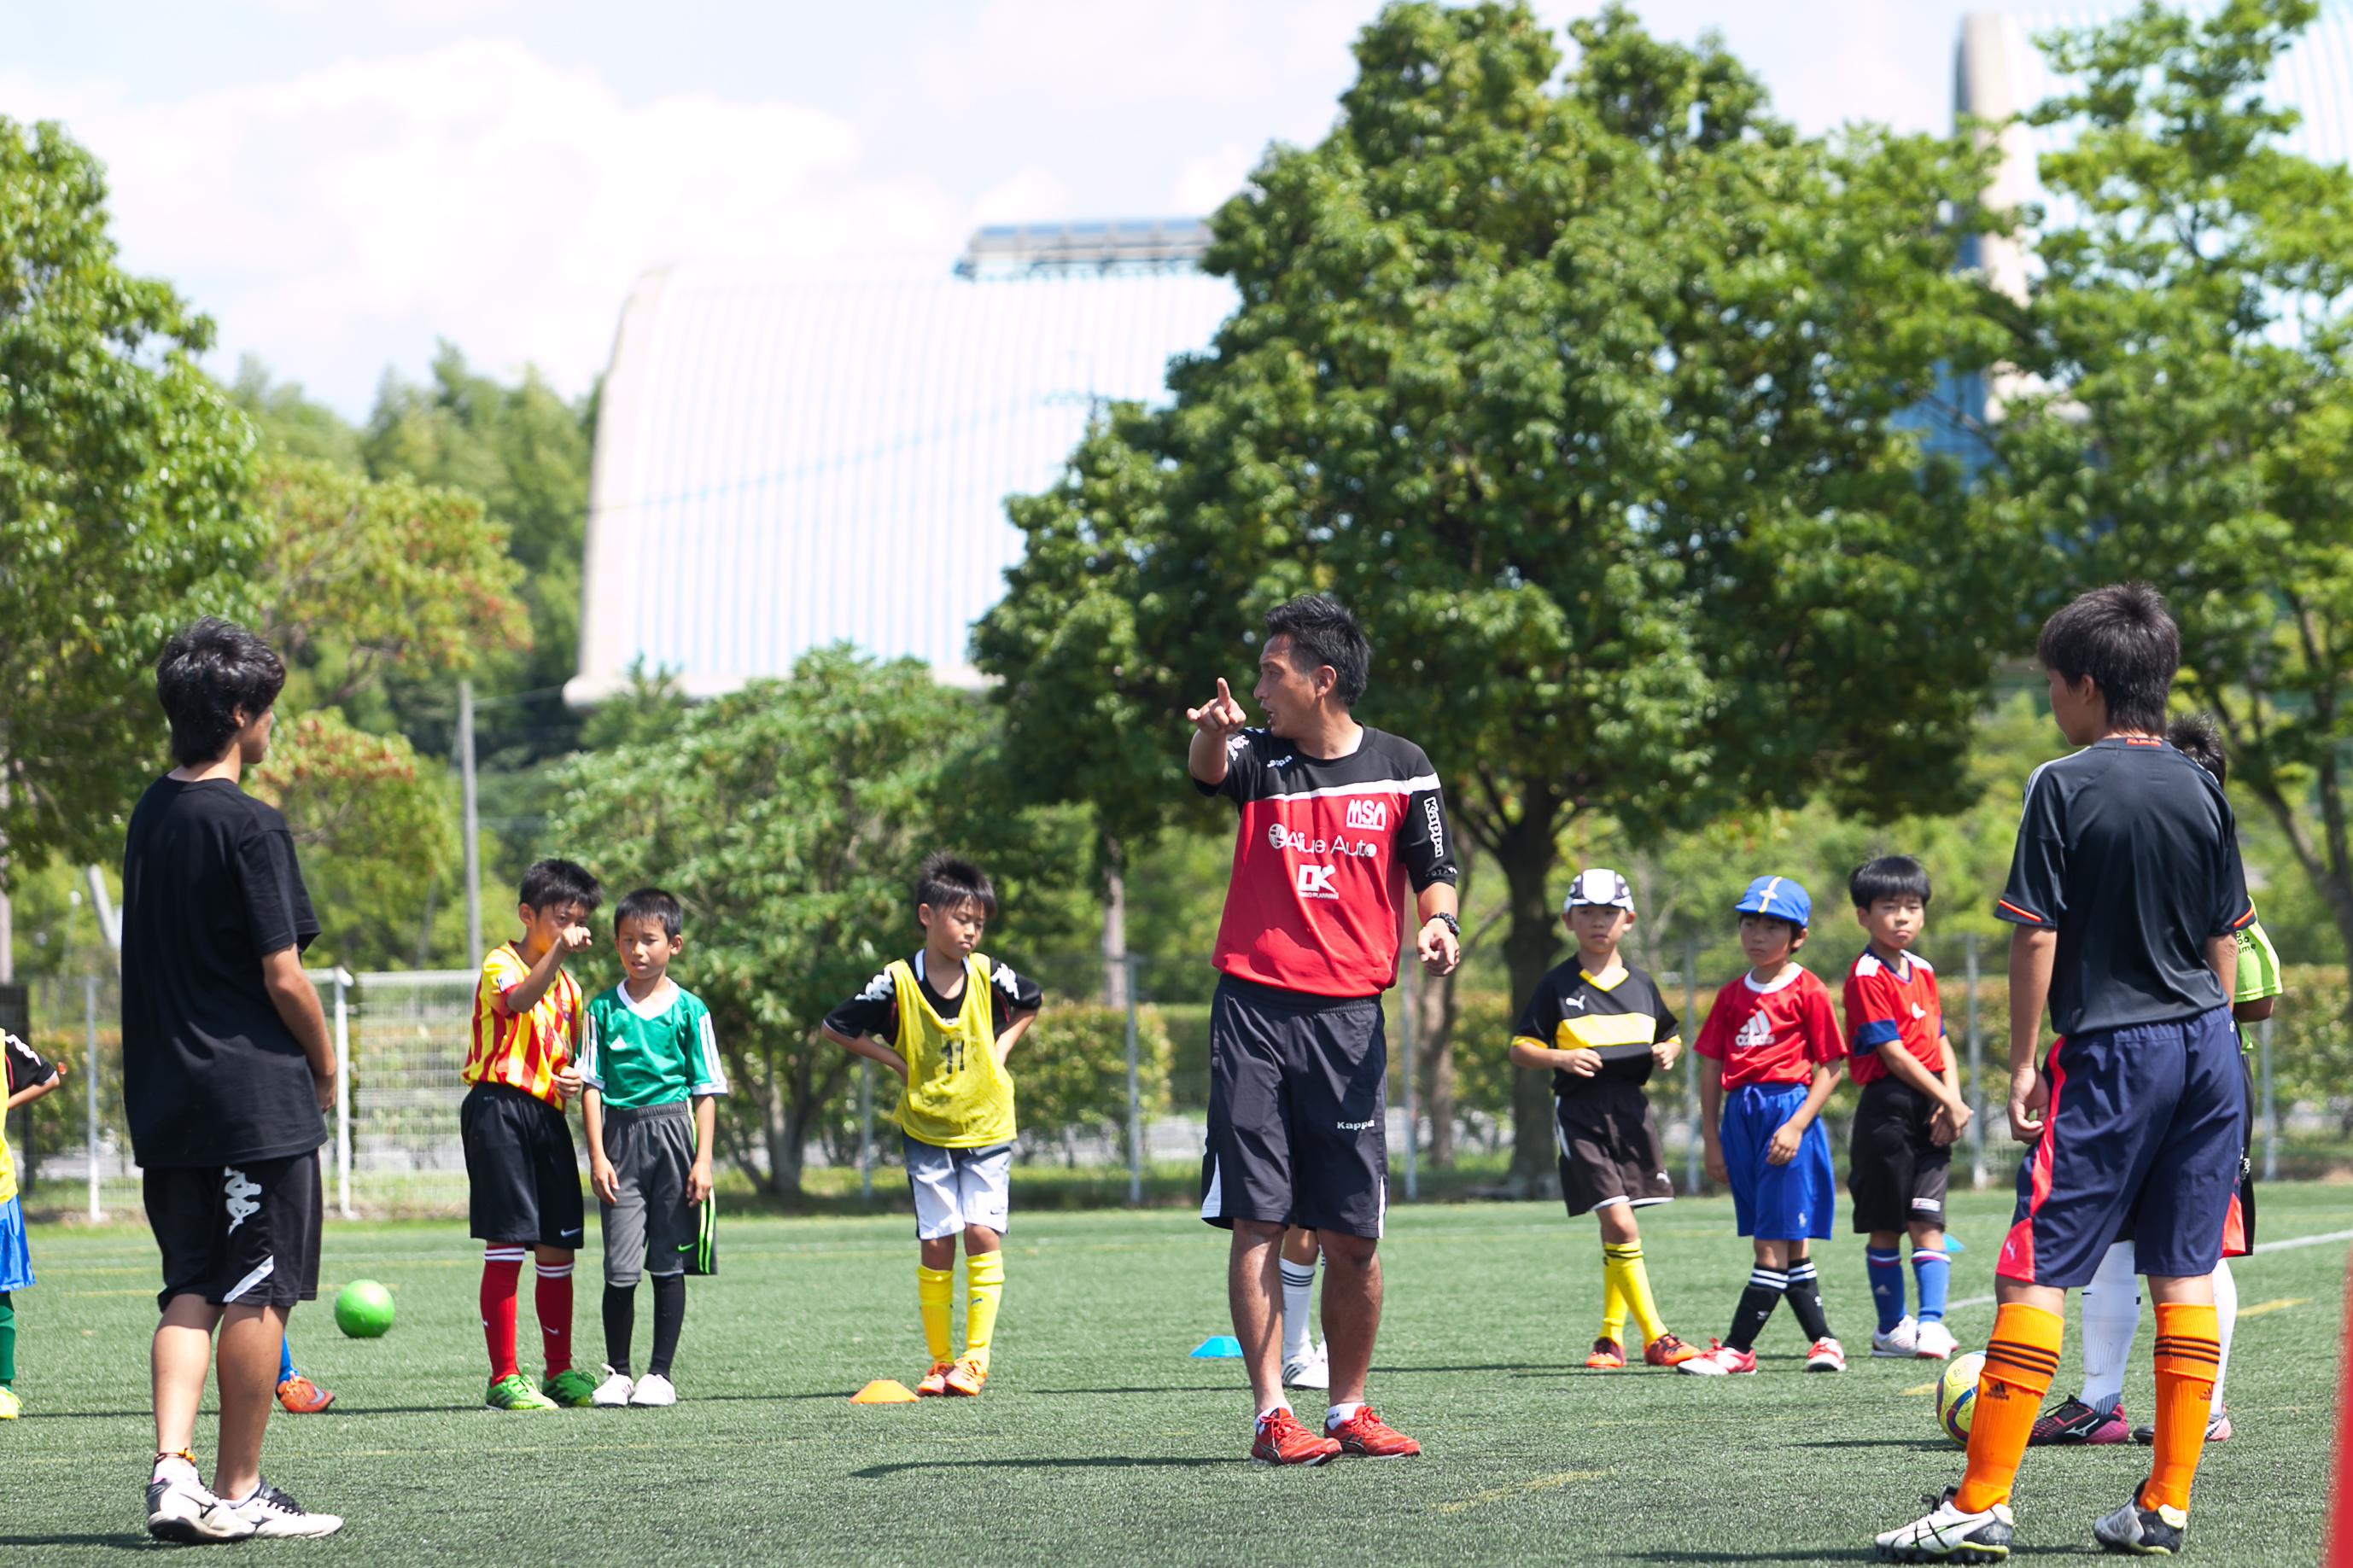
[
  {"xmin": 1344, "ymin": 798, "xmax": 1389, "ymax": 831},
  {"xmin": 1295, "ymin": 864, "xmax": 1340, "ymax": 900}
]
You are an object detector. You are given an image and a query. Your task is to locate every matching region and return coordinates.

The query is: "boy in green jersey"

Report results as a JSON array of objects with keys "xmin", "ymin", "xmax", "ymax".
[{"xmin": 580, "ymin": 889, "xmax": 727, "ymax": 1408}]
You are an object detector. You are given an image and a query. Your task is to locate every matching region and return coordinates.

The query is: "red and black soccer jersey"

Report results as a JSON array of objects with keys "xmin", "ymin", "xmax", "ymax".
[
  {"xmin": 1693, "ymin": 967, "xmax": 1844, "ymax": 1090},
  {"xmin": 1198, "ymin": 726, "xmax": 1457, "ymax": 998},
  {"xmin": 1842, "ymin": 946, "xmax": 1946, "ymax": 1085},
  {"xmin": 1996, "ymin": 737, "xmax": 2255, "ymax": 1036}
]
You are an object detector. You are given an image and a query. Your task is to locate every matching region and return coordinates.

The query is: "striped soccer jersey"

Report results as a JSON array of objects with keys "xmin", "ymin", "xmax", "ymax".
[{"xmin": 464, "ymin": 942, "xmax": 583, "ymax": 1109}]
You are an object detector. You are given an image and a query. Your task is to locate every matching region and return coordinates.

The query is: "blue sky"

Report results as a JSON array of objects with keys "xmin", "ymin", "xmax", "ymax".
[{"xmin": 4, "ymin": 1, "xmax": 2054, "ymax": 415}]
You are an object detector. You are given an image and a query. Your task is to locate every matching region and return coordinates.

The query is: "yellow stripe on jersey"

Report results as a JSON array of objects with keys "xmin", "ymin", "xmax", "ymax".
[{"xmin": 1552, "ymin": 1013, "xmax": 1659, "ymax": 1052}]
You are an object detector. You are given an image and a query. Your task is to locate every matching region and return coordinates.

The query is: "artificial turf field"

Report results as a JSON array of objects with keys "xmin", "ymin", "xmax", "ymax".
[{"xmin": 3, "ymin": 1184, "xmax": 2344, "ymax": 1566}]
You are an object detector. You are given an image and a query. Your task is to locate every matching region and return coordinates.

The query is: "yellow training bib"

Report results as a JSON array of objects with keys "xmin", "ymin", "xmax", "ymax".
[{"xmin": 890, "ymin": 953, "xmax": 1017, "ymax": 1148}]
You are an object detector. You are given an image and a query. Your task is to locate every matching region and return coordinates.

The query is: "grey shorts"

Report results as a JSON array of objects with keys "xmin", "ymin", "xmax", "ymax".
[
  {"xmin": 599, "ymin": 1102, "xmax": 698, "ymax": 1285},
  {"xmin": 904, "ymin": 1136, "xmax": 1012, "ymax": 1241}
]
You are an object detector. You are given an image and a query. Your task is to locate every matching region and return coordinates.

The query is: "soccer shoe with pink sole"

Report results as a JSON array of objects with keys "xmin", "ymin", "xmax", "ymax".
[
  {"xmin": 2029, "ymin": 1396, "xmax": 2131, "ymax": 1446},
  {"xmin": 1677, "ymin": 1340, "xmax": 1758, "ymax": 1376},
  {"xmin": 2130, "ymin": 1406, "xmax": 2230, "ymax": 1444},
  {"xmin": 1806, "ymin": 1337, "xmax": 1848, "ymax": 1372},
  {"xmin": 1912, "ymin": 1321, "xmax": 1959, "ymax": 1361},
  {"xmin": 1251, "ymin": 1408, "xmax": 1340, "ymax": 1466}
]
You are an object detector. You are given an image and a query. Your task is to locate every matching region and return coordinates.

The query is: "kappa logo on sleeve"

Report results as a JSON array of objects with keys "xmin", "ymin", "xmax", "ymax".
[
  {"xmin": 1422, "ymin": 796, "xmax": 1445, "ymax": 855},
  {"xmin": 858, "ymin": 971, "xmax": 892, "ymax": 1001},
  {"xmin": 1294, "ymin": 864, "xmax": 1340, "ymax": 900}
]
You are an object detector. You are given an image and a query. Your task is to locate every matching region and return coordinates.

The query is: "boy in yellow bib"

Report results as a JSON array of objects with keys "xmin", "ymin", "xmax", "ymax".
[{"xmin": 824, "ymin": 854, "xmax": 1041, "ymax": 1396}]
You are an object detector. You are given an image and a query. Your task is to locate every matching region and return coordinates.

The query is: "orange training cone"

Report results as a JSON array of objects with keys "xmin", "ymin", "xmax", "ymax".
[{"xmin": 850, "ymin": 1379, "xmax": 919, "ymax": 1405}]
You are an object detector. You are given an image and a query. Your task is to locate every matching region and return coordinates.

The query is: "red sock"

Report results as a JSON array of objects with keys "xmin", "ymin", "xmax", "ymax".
[
  {"xmin": 480, "ymin": 1247, "xmax": 523, "ymax": 1381},
  {"xmin": 535, "ymin": 1261, "xmax": 575, "ymax": 1377}
]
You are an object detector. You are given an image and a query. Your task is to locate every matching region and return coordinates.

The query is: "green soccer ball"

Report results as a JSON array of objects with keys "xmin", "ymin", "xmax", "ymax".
[{"xmin": 335, "ymin": 1279, "xmax": 395, "ymax": 1338}]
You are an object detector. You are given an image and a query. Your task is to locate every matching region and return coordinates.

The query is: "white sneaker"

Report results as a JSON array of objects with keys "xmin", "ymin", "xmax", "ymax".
[
  {"xmin": 1282, "ymin": 1342, "xmax": 1329, "ymax": 1391},
  {"xmin": 628, "ymin": 1373, "xmax": 677, "ymax": 1407},
  {"xmin": 146, "ymin": 1462, "xmax": 256, "ymax": 1544},
  {"xmin": 592, "ymin": 1365, "xmax": 634, "ymax": 1408},
  {"xmin": 1872, "ymin": 1316, "xmax": 1920, "ymax": 1358},
  {"xmin": 222, "ymin": 1478, "xmax": 344, "ymax": 1539},
  {"xmin": 1874, "ymin": 1487, "xmax": 2014, "ymax": 1561},
  {"xmin": 1806, "ymin": 1336, "xmax": 1848, "ymax": 1373},
  {"xmin": 1913, "ymin": 1320, "xmax": 1959, "ymax": 1361}
]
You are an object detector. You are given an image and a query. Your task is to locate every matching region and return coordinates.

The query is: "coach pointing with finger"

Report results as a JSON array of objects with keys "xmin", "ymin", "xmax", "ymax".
[{"xmin": 1186, "ymin": 594, "xmax": 1460, "ymax": 1467}]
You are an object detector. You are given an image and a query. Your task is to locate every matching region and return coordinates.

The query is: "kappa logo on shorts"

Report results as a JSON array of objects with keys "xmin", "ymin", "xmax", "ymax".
[
  {"xmin": 1336, "ymin": 1118, "xmax": 1376, "ymax": 1132},
  {"xmin": 1912, "ymin": 1198, "xmax": 1943, "ymax": 1215},
  {"xmin": 1345, "ymin": 798, "xmax": 1389, "ymax": 831},
  {"xmin": 1295, "ymin": 864, "xmax": 1339, "ymax": 900},
  {"xmin": 222, "ymin": 1169, "xmax": 261, "ymax": 1233}
]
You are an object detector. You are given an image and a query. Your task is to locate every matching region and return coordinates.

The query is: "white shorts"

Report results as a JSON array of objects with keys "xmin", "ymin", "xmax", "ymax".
[{"xmin": 904, "ymin": 1136, "xmax": 1013, "ymax": 1241}]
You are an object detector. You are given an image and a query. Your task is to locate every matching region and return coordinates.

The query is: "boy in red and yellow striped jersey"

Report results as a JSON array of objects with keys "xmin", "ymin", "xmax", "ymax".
[{"xmin": 460, "ymin": 858, "xmax": 601, "ymax": 1411}]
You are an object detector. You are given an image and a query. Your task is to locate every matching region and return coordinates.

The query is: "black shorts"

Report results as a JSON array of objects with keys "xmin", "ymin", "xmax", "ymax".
[
  {"xmin": 461, "ymin": 1081, "xmax": 585, "ymax": 1248},
  {"xmin": 1200, "ymin": 976, "xmax": 1387, "ymax": 1239},
  {"xmin": 144, "ymin": 1151, "xmax": 322, "ymax": 1313},
  {"xmin": 1555, "ymin": 1082, "xmax": 1673, "ymax": 1217},
  {"xmin": 1848, "ymin": 1078, "xmax": 1953, "ymax": 1233}
]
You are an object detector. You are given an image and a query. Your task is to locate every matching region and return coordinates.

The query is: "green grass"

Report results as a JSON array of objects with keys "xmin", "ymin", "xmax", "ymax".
[{"xmin": 4, "ymin": 1186, "xmax": 2344, "ymax": 1565}]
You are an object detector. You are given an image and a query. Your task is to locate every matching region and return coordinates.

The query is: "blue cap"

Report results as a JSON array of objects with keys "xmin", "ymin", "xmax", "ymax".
[{"xmin": 1735, "ymin": 875, "xmax": 1811, "ymax": 927}]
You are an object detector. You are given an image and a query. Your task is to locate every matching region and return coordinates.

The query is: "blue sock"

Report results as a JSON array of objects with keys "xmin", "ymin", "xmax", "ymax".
[
  {"xmin": 1912, "ymin": 1250, "xmax": 1950, "ymax": 1324},
  {"xmin": 278, "ymin": 1338, "xmax": 295, "ymax": 1384},
  {"xmin": 1866, "ymin": 1248, "xmax": 1906, "ymax": 1332}
]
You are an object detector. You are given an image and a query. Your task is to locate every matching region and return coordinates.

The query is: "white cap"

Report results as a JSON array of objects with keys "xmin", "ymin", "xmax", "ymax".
[{"xmin": 1565, "ymin": 868, "xmax": 1634, "ymax": 912}]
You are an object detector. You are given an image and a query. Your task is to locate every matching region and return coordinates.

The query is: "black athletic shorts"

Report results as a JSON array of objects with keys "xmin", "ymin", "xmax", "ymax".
[
  {"xmin": 144, "ymin": 1150, "xmax": 322, "ymax": 1313},
  {"xmin": 1848, "ymin": 1078, "xmax": 1953, "ymax": 1234},
  {"xmin": 1200, "ymin": 976, "xmax": 1387, "ymax": 1239},
  {"xmin": 461, "ymin": 1081, "xmax": 585, "ymax": 1248},
  {"xmin": 1554, "ymin": 1082, "xmax": 1673, "ymax": 1217}
]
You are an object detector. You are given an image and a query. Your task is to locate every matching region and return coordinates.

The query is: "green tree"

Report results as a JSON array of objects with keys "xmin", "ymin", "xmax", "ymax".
[
  {"xmin": 982, "ymin": 3, "xmax": 2028, "ymax": 1186},
  {"xmin": 0, "ymin": 118, "xmax": 258, "ymax": 883},
  {"xmin": 1989, "ymin": 0, "xmax": 2353, "ymax": 984},
  {"xmin": 549, "ymin": 648, "xmax": 1077, "ymax": 1197}
]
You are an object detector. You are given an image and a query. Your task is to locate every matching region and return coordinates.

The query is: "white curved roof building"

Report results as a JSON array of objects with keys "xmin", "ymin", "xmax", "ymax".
[{"xmin": 567, "ymin": 224, "xmax": 1235, "ymax": 703}]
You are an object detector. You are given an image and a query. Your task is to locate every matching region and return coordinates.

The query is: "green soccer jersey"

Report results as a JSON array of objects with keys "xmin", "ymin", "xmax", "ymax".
[
  {"xmin": 2233, "ymin": 917, "xmax": 2283, "ymax": 1006},
  {"xmin": 580, "ymin": 981, "xmax": 727, "ymax": 1110}
]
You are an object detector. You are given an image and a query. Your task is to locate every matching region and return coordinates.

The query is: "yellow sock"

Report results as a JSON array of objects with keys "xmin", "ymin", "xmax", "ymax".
[
  {"xmin": 1954, "ymin": 1303, "xmax": 2063, "ymax": 1513},
  {"xmin": 1604, "ymin": 1243, "xmax": 1667, "ymax": 1346},
  {"xmin": 964, "ymin": 1251, "xmax": 1004, "ymax": 1369},
  {"xmin": 917, "ymin": 1265, "xmax": 954, "ymax": 1362},
  {"xmin": 1598, "ymin": 1260, "xmax": 1628, "ymax": 1345}
]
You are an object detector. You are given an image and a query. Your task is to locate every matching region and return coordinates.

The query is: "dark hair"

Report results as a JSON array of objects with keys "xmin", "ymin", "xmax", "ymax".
[
  {"xmin": 914, "ymin": 852, "xmax": 997, "ymax": 921},
  {"xmin": 155, "ymin": 618, "xmax": 286, "ymax": 767},
  {"xmin": 519, "ymin": 858, "xmax": 601, "ymax": 915},
  {"xmin": 2168, "ymin": 713, "xmax": 2227, "ymax": 787},
  {"xmin": 1850, "ymin": 854, "xmax": 1933, "ymax": 910},
  {"xmin": 614, "ymin": 887, "xmax": 683, "ymax": 940},
  {"xmin": 1264, "ymin": 594, "xmax": 1369, "ymax": 707},
  {"xmin": 2036, "ymin": 582, "xmax": 2179, "ymax": 734}
]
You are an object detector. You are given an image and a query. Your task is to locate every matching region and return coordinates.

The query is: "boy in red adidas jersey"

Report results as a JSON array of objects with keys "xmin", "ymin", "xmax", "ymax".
[
  {"xmin": 1842, "ymin": 855, "xmax": 1971, "ymax": 1364},
  {"xmin": 1683, "ymin": 876, "xmax": 1848, "ymax": 1377},
  {"xmin": 461, "ymin": 858, "xmax": 601, "ymax": 1412}
]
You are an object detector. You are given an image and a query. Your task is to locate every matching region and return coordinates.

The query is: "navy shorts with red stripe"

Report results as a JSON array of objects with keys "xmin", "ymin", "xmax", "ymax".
[{"xmin": 1997, "ymin": 1007, "xmax": 2244, "ymax": 1289}]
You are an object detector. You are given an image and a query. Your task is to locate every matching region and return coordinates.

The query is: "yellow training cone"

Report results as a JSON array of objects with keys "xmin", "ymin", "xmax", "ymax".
[{"xmin": 850, "ymin": 1379, "xmax": 919, "ymax": 1405}]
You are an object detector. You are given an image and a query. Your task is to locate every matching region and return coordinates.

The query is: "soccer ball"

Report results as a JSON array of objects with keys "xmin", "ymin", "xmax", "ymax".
[
  {"xmin": 1936, "ymin": 1350, "xmax": 1985, "ymax": 1445},
  {"xmin": 335, "ymin": 1279, "xmax": 396, "ymax": 1338}
]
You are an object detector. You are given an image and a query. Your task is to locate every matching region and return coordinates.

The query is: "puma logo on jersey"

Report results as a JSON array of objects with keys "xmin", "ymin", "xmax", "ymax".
[
  {"xmin": 1345, "ymin": 798, "xmax": 1389, "ymax": 831},
  {"xmin": 1295, "ymin": 864, "xmax": 1339, "ymax": 900},
  {"xmin": 1563, "ymin": 994, "xmax": 1587, "ymax": 1011},
  {"xmin": 223, "ymin": 1169, "xmax": 261, "ymax": 1233}
]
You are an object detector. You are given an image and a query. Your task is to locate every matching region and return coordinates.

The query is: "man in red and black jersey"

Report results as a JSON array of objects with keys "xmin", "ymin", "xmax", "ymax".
[{"xmin": 1184, "ymin": 595, "xmax": 1460, "ymax": 1467}]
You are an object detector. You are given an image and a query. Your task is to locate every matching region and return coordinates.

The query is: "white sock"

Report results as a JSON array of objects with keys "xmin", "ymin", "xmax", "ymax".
[
  {"xmin": 1279, "ymin": 1259, "xmax": 1317, "ymax": 1362},
  {"xmin": 2079, "ymin": 1239, "xmax": 2140, "ymax": 1413},
  {"xmin": 2210, "ymin": 1256, "xmax": 2237, "ymax": 1414},
  {"xmin": 1325, "ymin": 1401, "xmax": 1363, "ymax": 1430},
  {"xmin": 153, "ymin": 1451, "xmax": 199, "ymax": 1483},
  {"xmin": 1257, "ymin": 1402, "xmax": 1289, "ymax": 1425}
]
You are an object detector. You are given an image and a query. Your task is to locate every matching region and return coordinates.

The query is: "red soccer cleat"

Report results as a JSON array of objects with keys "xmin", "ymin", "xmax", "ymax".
[
  {"xmin": 1328, "ymin": 1404, "xmax": 1422, "ymax": 1458},
  {"xmin": 915, "ymin": 1361, "xmax": 955, "ymax": 1398},
  {"xmin": 1251, "ymin": 1408, "xmax": 1341, "ymax": 1466},
  {"xmin": 1677, "ymin": 1340, "xmax": 1758, "ymax": 1376},
  {"xmin": 276, "ymin": 1376, "xmax": 335, "ymax": 1414},
  {"xmin": 1644, "ymin": 1332, "xmax": 1703, "ymax": 1367},
  {"xmin": 1585, "ymin": 1338, "xmax": 1626, "ymax": 1369}
]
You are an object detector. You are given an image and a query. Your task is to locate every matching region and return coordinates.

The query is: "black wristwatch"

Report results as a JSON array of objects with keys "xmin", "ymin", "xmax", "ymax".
[{"xmin": 1426, "ymin": 911, "xmax": 1460, "ymax": 938}]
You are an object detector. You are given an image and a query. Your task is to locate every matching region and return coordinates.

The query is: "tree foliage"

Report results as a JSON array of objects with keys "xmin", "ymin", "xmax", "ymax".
[
  {"xmin": 982, "ymin": 2, "xmax": 2030, "ymax": 1185},
  {"xmin": 0, "ymin": 118, "xmax": 258, "ymax": 880}
]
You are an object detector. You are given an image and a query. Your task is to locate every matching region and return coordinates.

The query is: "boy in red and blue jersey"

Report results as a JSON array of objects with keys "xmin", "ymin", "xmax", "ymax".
[
  {"xmin": 1876, "ymin": 584, "xmax": 2251, "ymax": 1561},
  {"xmin": 1842, "ymin": 855, "xmax": 1972, "ymax": 1364},
  {"xmin": 1683, "ymin": 876, "xmax": 1848, "ymax": 1377}
]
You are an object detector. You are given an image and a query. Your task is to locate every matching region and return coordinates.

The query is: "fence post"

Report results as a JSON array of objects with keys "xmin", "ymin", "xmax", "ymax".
[
  {"xmin": 84, "ymin": 975, "xmax": 102, "ymax": 1222},
  {"xmin": 333, "ymin": 971, "xmax": 353, "ymax": 1219},
  {"xmin": 1682, "ymin": 931, "xmax": 1701, "ymax": 1195},
  {"xmin": 2259, "ymin": 1014, "xmax": 2278, "ymax": 1183},
  {"xmin": 1966, "ymin": 931, "xmax": 1986, "ymax": 1190},
  {"xmin": 1398, "ymin": 943, "xmax": 1418, "ymax": 1202},
  {"xmin": 1124, "ymin": 953, "xmax": 1143, "ymax": 1207},
  {"xmin": 858, "ymin": 1058, "xmax": 874, "ymax": 1204}
]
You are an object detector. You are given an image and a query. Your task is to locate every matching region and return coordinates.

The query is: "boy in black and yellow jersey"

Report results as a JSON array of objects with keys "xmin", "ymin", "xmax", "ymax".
[
  {"xmin": 1509, "ymin": 869, "xmax": 1702, "ymax": 1371},
  {"xmin": 823, "ymin": 854, "xmax": 1042, "ymax": 1397}
]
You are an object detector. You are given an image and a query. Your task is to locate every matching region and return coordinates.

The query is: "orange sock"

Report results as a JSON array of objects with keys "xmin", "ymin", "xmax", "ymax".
[
  {"xmin": 1953, "ymin": 1303, "xmax": 2063, "ymax": 1513},
  {"xmin": 2146, "ymin": 1302, "xmax": 2221, "ymax": 1513}
]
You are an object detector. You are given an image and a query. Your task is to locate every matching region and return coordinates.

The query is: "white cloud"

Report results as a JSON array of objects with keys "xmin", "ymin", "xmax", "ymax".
[
  {"xmin": 1172, "ymin": 140, "xmax": 1258, "ymax": 214},
  {"xmin": 971, "ymin": 164, "xmax": 1077, "ymax": 224},
  {"xmin": 3, "ymin": 39, "xmax": 965, "ymax": 412}
]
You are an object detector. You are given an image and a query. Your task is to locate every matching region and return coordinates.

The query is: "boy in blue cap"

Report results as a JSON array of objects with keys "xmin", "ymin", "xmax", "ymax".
[{"xmin": 1683, "ymin": 876, "xmax": 1849, "ymax": 1375}]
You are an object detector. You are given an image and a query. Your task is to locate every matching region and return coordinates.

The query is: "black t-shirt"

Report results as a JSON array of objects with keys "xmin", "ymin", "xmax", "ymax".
[
  {"xmin": 3, "ymin": 1030, "xmax": 55, "ymax": 1096},
  {"xmin": 823, "ymin": 953, "xmax": 1043, "ymax": 1046},
  {"xmin": 1996, "ymin": 737, "xmax": 2255, "ymax": 1036},
  {"xmin": 120, "ymin": 777, "xmax": 326, "ymax": 1168},
  {"xmin": 1509, "ymin": 959, "xmax": 1680, "ymax": 1096}
]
